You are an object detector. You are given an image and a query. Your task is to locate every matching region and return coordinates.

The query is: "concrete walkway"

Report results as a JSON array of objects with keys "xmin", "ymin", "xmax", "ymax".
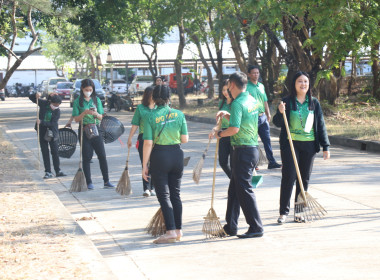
[{"xmin": 1, "ymin": 98, "xmax": 380, "ymax": 280}]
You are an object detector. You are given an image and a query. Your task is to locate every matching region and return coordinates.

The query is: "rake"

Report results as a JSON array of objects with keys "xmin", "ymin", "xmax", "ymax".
[
  {"xmin": 282, "ymin": 109, "xmax": 327, "ymax": 222},
  {"xmin": 116, "ymin": 147, "xmax": 132, "ymax": 196},
  {"xmin": 202, "ymin": 121, "xmax": 226, "ymax": 239}
]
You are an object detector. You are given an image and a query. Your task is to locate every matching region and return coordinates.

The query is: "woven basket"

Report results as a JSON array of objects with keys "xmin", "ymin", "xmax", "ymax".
[
  {"xmin": 100, "ymin": 116, "xmax": 125, "ymax": 144},
  {"xmin": 58, "ymin": 128, "xmax": 78, "ymax": 158}
]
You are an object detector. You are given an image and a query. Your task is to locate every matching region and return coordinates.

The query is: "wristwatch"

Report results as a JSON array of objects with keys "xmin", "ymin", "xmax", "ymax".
[{"xmin": 217, "ymin": 130, "xmax": 223, "ymax": 138}]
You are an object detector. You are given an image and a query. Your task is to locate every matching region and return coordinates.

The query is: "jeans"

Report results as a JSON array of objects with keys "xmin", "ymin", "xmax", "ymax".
[
  {"xmin": 137, "ymin": 134, "xmax": 154, "ymax": 191},
  {"xmin": 218, "ymin": 136, "xmax": 232, "ymax": 179},
  {"xmin": 258, "ymin": 114, "xmax": 276, "ymax": 165},
  {"xmin": 279, "ymin": 141, "xmax": 316, "ymax": 215},
  {"xmin": 150, "ymin": 145, "xmax": 184, "ymax": 230},
  {"xmin": 79, "ymin": 127, "xmax": 109, "ymax": 185},
  {"xmin": 39, "ymin": 129, "xmax": 60, "ymax": 174},
  {"xmin": 225, "ymin": 146, "xmax": 264, "ymax": 234}
]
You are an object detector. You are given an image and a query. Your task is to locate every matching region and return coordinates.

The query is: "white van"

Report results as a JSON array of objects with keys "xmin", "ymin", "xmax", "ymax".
[
  {"xmin": 128, "ymin": 76, "xmax": 153, "ymax": 95},
  {"xmin": 45, "ymin": 77, "xmax": 67, "ymax": 97}
]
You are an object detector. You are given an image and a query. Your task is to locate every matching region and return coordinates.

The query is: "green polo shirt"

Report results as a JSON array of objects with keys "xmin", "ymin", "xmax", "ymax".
[
  {"xmin": 131, "ymin": 104, "xmax": 155, "ymax": 134},
  {"xmin": 218, "ymin": 99, "xmax": 231, "ymax": 129},
  {"xmin": 229, "ymin": 91, "xmax": 259, "ymax": 146},
  {"xmin": 289, "ymin": 96, "xmax": 315, "ymax": 141},
  {"xmin": 72, "ymin": 97, "xmax": 104, "ymax": 125},
  {"xmin": 143, "ymin": 105, "xmax": 188, "ymax": 145},
  {"xmin": 246, "ymin": 80, "xmax": 267, "ymax": 114}
]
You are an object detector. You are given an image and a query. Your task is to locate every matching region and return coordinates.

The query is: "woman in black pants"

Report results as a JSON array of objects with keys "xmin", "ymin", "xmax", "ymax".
[
  {"xmin": 72, "ymin": 79, "xmax": 114, "ymax": 190},
  {"xmin": 273, "ymin": 71, "xmax": 330, "ymax": 224},
  {"xmin": 127, "ymin": 86, "xmax": 156, "ymax": 197},
  {"xmin": 142, "ymin": 85, "xmax": 189, "ymax": 244},
  {"xmin": 216, "ymin": 80, "xmax": 233, "ymax": 178}
]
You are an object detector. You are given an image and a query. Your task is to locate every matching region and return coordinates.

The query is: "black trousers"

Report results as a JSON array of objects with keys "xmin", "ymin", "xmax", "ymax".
[
  {"xmin": 39, "ymin": 130, "xmax": 60, "ymax": 174},
  {"xmin": 79, "ymin": 127, "xmax": 109, "ymax": 185},
  {"xmin": 150, "ymin": 144, "xmax": 183, "ymax": 231},
  {"xmin": 137, "ymin": 133, "xmax": 154, "ymax": 191},
  {"xmin": 218, "ymin": 136, "xmax": 232, "ymax": 179},
  {"xmin": 279, "ymin": 141, "xmax": 316, "ymax": 215},
  {"xmin": 225, "ymin": 146, "xmax": 264, "ymax": 234}
]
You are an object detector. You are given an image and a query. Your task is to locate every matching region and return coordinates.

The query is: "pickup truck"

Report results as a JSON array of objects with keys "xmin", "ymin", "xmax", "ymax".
[{"xmin": 128, "ymin": 76, "xmax": 153, "ymax": 95}]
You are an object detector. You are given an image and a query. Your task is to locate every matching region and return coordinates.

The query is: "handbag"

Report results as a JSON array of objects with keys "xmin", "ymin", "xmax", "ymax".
[
  {"xmin": 44, "ymin": 128, "xmax": 54, "ymax": 142},
  {"xmin": 83, "ymin": 123, "xmax": 99, "ymax": 140}
]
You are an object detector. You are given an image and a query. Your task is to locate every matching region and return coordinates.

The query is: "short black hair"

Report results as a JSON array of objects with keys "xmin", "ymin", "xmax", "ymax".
[
  {"xmin": 248, "ymin": 65, "xmax": 260, "ymax": 74},
  {"xmin": 228, "ymin": 72, "xmax": 248, "ymax": 90},
  {"xmin": 153, "ymin": 85, "xmax": 170, "ymax": 106},
  {"xmin": 50, "ymin": 94, "xmax": 62, "ymax": 104}
]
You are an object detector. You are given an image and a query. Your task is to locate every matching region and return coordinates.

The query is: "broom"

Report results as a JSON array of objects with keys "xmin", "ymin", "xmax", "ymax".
[
  {"xmin": 116, "ymin": 147, "xmax": 132, "ymax": 196},
  {"xmin": 202, "ymin": 130, "xmax": 226, "ymax": 239},
  {"xmin": 70, "ymin": 121, "xmax": 87, "ymax": 192},
  {"xmin": 281, "ymin": 106, "xmax": 327, "ymax": 222},
  {"xmin": 257, "ymin": 146, "xmax": 268, "ymax": 166},
  {"xmin": 146, "ymin": 207, "xmax": 166, "ymax": 237},
  {"xmin": 36, "ymin": 96, "xmax": 40, "ymax": 170},
  {"xmin": 193, "ymin": 137, "xmax": 212, "ymax": 184}
]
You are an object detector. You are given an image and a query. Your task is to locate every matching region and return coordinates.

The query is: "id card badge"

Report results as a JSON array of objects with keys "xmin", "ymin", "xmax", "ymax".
[{"xmin": 304, "ymin": 111, "xmax": 314, "ymax": 133}]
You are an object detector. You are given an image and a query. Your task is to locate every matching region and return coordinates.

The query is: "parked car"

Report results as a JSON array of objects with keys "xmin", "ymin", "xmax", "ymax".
[
  {"xmin": 54, "ymin": 82, "xmax": 72, "ymax": 100},
  {"xmin": 128, "ymin": 76, "xmax": 153, "ymax": 95},
  {"xmin": 70, "ymin": 79, "xmax": 106, "ymax": 108},
  {"xmin": 108, "ymin": 79, "xmax": 128, "ymax": 93},
  {"xmin": 39, "ymin": 80, "xmax": 48, "ymax": 97},
  {"xmin": 0, "ymin": 88, "xmax": 5, "ymax": 101},
  {"xmin": 45, "ymin": 77, "xmax": 67, "ymax": 97},
  {"xmin": 168, "ymin": 73, "xmax": 194, "ymax": 94}
]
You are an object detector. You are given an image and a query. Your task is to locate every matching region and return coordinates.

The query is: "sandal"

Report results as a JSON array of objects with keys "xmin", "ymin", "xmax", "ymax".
[{"xmin": 153, "ymin": 234, "xmax": 177, "ymax": 244}]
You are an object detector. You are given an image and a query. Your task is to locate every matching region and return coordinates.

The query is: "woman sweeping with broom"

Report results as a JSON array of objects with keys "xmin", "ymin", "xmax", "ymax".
[
  {"xmin": 127, "ymin": 86, "xmax": 156, "ymax": 197},
  {"xmin": 273, "ymin": 71, "xmax": 330, "ymax": 224},
  {"xmin": 71, "ymin": 79, "xmax": 115, "ymax": 190},
  {"xmin": 142, "ymin": 85, "xmax": 188, "ymax": 244}
]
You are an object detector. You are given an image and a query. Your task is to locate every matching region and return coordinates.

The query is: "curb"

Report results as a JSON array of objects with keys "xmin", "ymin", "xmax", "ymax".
[{"xmin": 185, "ymin": 114, "xmax": 380, "ymax": 154}]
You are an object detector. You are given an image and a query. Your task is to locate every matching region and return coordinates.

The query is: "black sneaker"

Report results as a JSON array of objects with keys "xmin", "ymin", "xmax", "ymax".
[
  {"xmin": 56, "ymin": 171, "xmax": 66, "ymax": 177},
  {"xmin": 43, "ymin": 172, "xmax": 53, "ymax": 179},
  {"xmin": 268, "ymin": 162, "xmax": 282, "ymax": 169}
]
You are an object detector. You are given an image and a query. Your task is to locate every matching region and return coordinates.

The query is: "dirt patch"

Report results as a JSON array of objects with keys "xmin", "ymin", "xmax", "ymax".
[{"xmin": 0, "ymin": 131, "xmax": 92, "ymax": 279}]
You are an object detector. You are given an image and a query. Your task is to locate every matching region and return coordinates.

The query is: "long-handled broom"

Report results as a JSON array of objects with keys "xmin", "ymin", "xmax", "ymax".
[
  {"xmin": 146, "ymin": 207, "xmax": 166, "ymax": 237},
  {"xmin": 36, "ymin": 96, "xmax": 40, "ymax": 170},
  {"xmin": 193, "ymin": 137, "xmax": 212, "ymax": 184},
  {"xmin": 70, "ymin": 121, "xmax": 87, "ymax": 192},
  {"xmin": 116, "ymin": 147, "xmax": 132, "ymax": 196},
  {"xmin": 281, "ymin": 108, "xmax": 327, "ymax": 222},
  {"xmin": 202, "ymin": 130, "xmax": 226, "ymax": 239}
]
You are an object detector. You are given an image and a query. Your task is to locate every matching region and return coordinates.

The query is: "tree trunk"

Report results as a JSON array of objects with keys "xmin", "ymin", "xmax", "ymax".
[
  {"xmin": 175, "ymin": 21, "xmax": 186, "ymax": 108},
  {"xmin": 88, "ymin": 51, "xmax": 96, "ymax": 79},
  {"xmin": 371, "ymin": 42, "xmax": 380, "ymax": 98},
  {"xmin": 246, "ymin": 29, "xmax": 262, "ymax": 66},
  {"xmin": 227, "ymin": 29, "xmax": 247, "ymax": 73}
]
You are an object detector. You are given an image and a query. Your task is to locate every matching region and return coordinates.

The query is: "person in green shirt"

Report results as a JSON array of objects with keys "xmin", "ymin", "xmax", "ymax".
[
  {"xmin": 210, "ymin": 80, "xmax": 233, "ymax": 178},
  {"xmin": 127, "ymin": 86, "xmax": 156, "ymax": 197},
  {"xmin": 212, "ymin": 72, "xmax": 264, "ymax": 239},
  {"xmin": 247, "ymin": 65, "xmax": 282, "ymax": 170},
  {"xmin": 72, "ymin": 79, "xmax": 114, "ymax": 190},
  {"xmin": 273, "ymin": 71, "xmax": 330, "ymax": 224},
  {"xmin": 142, "ymin": 85, "xmax": 188, "ymax": 244}
]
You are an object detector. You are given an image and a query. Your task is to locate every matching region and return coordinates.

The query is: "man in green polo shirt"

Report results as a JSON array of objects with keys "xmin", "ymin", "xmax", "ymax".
[
  {"xmin": 247, "ymin": 65, "xmax": 281, "ymax": 170},
  {"xmin": 213, "ymin": 72, "xmax": 264, "ymax": 239}
]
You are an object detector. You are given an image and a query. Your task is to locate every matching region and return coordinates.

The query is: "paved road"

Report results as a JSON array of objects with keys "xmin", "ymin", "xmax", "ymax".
[{"xmin": 1, "ymin": 98, "xmax": 380, "ymax": 280}]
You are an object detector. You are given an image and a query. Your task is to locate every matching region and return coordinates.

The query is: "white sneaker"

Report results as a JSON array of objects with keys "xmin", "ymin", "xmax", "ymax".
[
  {"xmin": 277, "ymin": 215, "xmax": 287, "ymax": 224},
  {"xmin": 143, "ymin": 189, "xmax": 151, "ymax": 197},
  {"xmin": 150, "ymin": 190, "xmax": 156, "ymax": 196}
]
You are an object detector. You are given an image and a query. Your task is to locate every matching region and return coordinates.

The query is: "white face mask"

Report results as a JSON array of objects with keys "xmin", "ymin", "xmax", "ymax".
[
  {"xmin": 83, "ymin": 90, "xmax": 93, "ymax": 97},
  {"xmin": 50, "ymin": 104, "xmax": 59, "ymax": 110}
]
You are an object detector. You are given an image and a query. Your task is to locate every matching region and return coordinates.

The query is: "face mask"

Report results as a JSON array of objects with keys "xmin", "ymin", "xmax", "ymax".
[
  {"xmin": 50, "ymin": 104, "xmax": 59, "ymax": 110},
  {"xmin": 83, "ymin": 90, "xmax": 92, "ymax": 97}
]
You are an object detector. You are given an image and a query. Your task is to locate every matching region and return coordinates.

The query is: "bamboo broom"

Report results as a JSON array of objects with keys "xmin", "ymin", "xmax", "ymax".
[
  {"xmin": 281, "ymin": 106, "xmax": 327, "ymax": 222},
  {"xmin": 70, "ymin": 121, "xmax": 87, "ymax": 192},
  {"xmin": 146, "ymin": 207, "xmax": 166, "ymax": 237},
  {"xmin": 202, "ymin": 126, "xmax": 226, "ymax": 239},
  {"xmin": 193, "ymin": 137, "xmax": 212, "ymax": 184},
  {"xmin": 116, "ymin": 147, "xmax": 132, "ymax": 196}
]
